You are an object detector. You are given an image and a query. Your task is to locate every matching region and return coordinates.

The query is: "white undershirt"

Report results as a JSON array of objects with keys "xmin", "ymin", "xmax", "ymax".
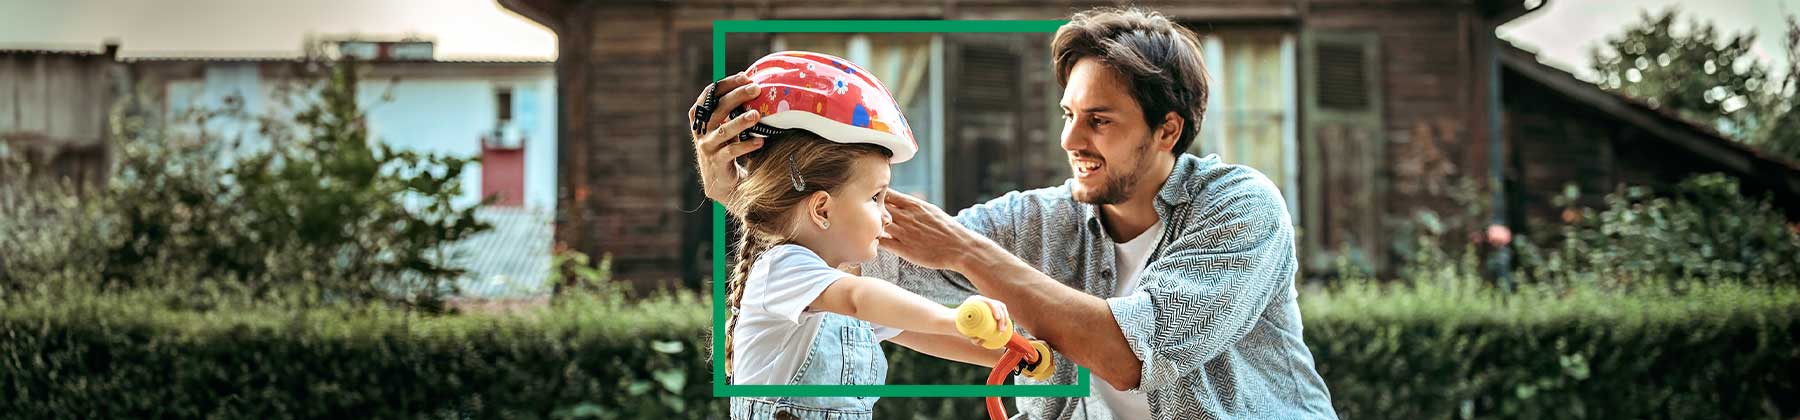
[{"xmin": 1091, "ymin": 220, "xmax": 1163, "ymax": 419}]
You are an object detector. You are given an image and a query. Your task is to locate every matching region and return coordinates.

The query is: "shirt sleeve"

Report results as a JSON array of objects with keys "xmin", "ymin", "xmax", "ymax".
[
  {"xmin": 870, "ymin": 323, "xmax": 903, "ymax": 342},
  {"xmin": 744, "ymin": 245, "xmax": 854, "ymax": 324},
  {"xmin": 1105, "ymin": 172, "xmax": 1298, "ymax": 392}
]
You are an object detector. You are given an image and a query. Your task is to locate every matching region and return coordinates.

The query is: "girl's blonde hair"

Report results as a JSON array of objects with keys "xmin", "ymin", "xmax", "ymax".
[{"xmin": 722, "ymin": 130, "xmax": 892, "ymax": 378}]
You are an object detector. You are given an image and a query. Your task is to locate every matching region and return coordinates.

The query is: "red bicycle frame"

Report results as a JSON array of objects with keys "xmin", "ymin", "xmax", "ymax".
[{"xmin": 955, "ymin": 301, "xmax": 1054, "ymax": 420}]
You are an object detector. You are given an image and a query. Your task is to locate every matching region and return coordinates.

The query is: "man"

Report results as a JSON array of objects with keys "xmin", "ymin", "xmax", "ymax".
[{"xmin": 692, "ymin": 7, "xmax": 1336, "ymax": 419}]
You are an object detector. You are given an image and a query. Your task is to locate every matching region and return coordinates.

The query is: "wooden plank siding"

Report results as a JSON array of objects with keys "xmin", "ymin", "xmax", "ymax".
[
  {"xmin": 1303, "ymin": 3, "xmax": 1496, "ymax": 274},
  {"xmin": 0, "ymin": 49, "xmax": 119, "ymax": 187},
  {"xmin": 506, "ymin": 0, "xmax": 1531, "ymax": 285}
]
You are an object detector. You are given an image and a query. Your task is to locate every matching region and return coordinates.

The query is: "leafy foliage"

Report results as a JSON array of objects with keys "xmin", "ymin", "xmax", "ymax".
[
  {"xmin": 1591, "ymin": 8, "xmax": 1800, "ymax": 162},
  {"xmin": 0, "ymin": 58, "xmax": 488, "ymax": 309},
  {"xmin": 1514, "ymin": 174, "xmax": 1800, "ymax": 289},
  {"xmin": 4, "ymin": 277, "xmax": 1796, "ymax": 419},
  {"xmin": 1306, "ymin": 280, "xmax": 1800, "ymax": 419}
]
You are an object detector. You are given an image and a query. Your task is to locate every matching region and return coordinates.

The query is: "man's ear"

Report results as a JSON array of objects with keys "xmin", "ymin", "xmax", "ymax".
[
  {"xmin": 1155, "ymin": 111, "xmax": 1183, "ymax": 153},
  {"xmin": 808, "ymin": 190, "xmax": 833, "ymax": 229}
]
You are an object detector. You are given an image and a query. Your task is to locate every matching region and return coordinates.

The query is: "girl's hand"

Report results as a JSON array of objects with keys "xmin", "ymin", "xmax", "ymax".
[{"xmin": 961, "ymin": 295, "xmax": 1012, "ymax": 345}]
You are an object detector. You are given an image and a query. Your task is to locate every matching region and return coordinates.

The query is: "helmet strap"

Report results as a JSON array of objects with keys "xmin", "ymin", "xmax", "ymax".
[{"xmin": 689, "ymin": 79, "xmax": 795, "ymax": 143}]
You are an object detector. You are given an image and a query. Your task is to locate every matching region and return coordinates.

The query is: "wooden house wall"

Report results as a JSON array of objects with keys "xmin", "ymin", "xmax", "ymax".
[
  {"xmin": 1503, "ymin": 68, "xmax": 1800, "ymax": 237},
  {"xmin": 515, "ymin": 0, "xmax": 1507, "ymax": 285},
  {"xmin": 0, "ymin": 51, "xmax": 117, "ymax": 187}
]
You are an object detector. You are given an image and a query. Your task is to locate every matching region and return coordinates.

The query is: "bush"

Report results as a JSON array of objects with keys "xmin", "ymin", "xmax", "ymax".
[
  {"xmin": 1517, "ymin": 173, "xmax": 1800, "ymax": 289},
  {"xmin": 1304, "ymin": 280, "xmax": 1800, "ymax": 419},
  {"xmin": 0, "ymin": 283, "xmax": 988, "ymax": 419},
  {"xmin": 1372, "ymin": 171, "xmax": 1800, "ymax": 292},
  {"xmin": 0, "ymin": 288, "xmax": 719, "ymax": 419},
  {"xmin": 0, "ymin": 163, "xmax": 117, "ymax": 301},
  {"xmin": 5, "ymin": 279, "xmax": 1796, "ymax": 419}
]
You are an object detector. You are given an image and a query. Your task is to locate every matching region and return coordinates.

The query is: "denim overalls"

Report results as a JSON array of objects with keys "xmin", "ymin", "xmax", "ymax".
[{"xmin": 730, "ymin": 312, "xmax": 890, "ymax": 419}]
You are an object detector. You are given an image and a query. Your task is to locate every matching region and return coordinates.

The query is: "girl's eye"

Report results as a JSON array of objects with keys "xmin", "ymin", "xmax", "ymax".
[
  {"xmin": 1091, "ymin": 117, "xmax": 1109, "ymax": 127},
  {"xmin": 1060, "ymin": 112, "xmax": 1073, "ymax": 121},
  {"xmin": 871, "ymin": 192, "xmax": 883, "ymax": 202}
]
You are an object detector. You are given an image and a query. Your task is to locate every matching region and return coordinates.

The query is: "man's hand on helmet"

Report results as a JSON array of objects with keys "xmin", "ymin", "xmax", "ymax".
[{"xmin": 689, "ymin": 71, "xmax": 767, "ymax": 204}]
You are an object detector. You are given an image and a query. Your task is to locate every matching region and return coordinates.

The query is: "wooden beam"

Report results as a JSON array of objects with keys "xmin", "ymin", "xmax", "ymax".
[{"xmin": 496, "ymin": 0, "xmax": 567, "ymax": 33}]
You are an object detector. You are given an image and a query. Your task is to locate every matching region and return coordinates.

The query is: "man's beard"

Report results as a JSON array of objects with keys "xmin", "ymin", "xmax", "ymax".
[{"xmin": 1072, "ymin": 134, "xmax": 1154, "ymax": 205}]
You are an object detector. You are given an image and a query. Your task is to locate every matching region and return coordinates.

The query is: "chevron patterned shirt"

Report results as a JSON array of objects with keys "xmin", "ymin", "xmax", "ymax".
[{"xmin": 865, "ymin": 153, "xmax": 1337, "ymax": 419}]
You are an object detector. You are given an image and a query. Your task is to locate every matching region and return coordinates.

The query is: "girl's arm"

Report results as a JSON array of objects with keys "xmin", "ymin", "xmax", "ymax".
[
  {"xmin": 810, "ymin": 276, "xmax": 1009, "ymax": 338},
  {"xmin": 888, "ymin": 331, "xmax": 1004, "ymax": 367}
]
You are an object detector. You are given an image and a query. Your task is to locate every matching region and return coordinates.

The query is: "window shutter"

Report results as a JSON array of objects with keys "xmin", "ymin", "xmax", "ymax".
[
  {"xmin": 1300, "ymin": 30, "xmax": 1386, "ymax": 275},
  {"xmin": 958, "ymin": 45, "xmax": 1019, "ymax": 109},
  {"xmin": 945, "ymin": 35, "xmax": 1025, "ymax": 210}
]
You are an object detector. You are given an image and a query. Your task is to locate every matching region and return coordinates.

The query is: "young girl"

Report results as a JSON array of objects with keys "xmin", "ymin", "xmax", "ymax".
[{"xmin": 712, "ymin": 52, "xmax": 1013, "ymax": 419}]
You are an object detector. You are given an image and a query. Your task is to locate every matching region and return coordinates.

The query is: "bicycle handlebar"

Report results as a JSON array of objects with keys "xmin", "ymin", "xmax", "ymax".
[
  {"xmin": 954, "ymin": 300, "xmax": 1057, "ymax": 420},
  {"xmin": 954, "ymin": 300, "xmax": 1054, "ymax": 380}
]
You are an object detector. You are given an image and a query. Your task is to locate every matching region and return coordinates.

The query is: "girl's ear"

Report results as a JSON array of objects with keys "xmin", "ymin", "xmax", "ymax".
[{"xmin": 808, "ymin": 190, "xmax": 833, "ymax": 229}]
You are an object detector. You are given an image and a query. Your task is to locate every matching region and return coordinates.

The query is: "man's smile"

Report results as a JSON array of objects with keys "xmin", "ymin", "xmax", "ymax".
[{"xmin": 1072, "ymin": 156, "xmax": 1104, "ymax": 179}]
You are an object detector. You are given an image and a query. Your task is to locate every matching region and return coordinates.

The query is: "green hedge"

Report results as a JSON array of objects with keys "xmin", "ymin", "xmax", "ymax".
[
  {"xmin": 0, "ymin": 292, "xmax": 724, "ymax": 419},
  {"xmin": 1304, "ymin": 282, "xmax": 1800, "ymax": 419},
  {"xmin": 4, "ymin": 284, "xmax": 1797, "ymax": 419}
]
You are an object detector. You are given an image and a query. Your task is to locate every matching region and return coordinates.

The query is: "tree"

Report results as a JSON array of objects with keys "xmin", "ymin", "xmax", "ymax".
[
  {"xmin": 1591, "ymin": 8, "xmax": 1800, "ymax": 162},
  {"xmin": 225, "ymin": 57, "xmax": 493, "ymax": 305},
  {"xmin": 1591, "ymin": 8, "xmax": 1769, "ymax": 138},
  {"xmin": 1759, "ymin": 16, "xmax": 1800, "ymax": 161}
]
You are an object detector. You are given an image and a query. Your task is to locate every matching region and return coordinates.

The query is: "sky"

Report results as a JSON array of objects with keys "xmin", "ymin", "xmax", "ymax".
[
  {"xmin": 0, "ymin": 0, "xmax": 1792, "ymax": 78},
  {"xmin": 0, "ymin": 0, "xmax": 557, "ymax": 60},
  {"xmin": 1498, "ymin": 0, "xmax": 1797, "ymax": 81}
]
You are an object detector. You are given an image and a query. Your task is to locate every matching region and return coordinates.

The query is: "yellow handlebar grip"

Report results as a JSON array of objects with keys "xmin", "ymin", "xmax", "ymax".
[
  {"xmin": 955, "ymin": 301, "xmax": 1008, "ymax": 350},
  {"xmin": 1021, "ymin": 340, "xmax": 1055, "ymax": 381}
]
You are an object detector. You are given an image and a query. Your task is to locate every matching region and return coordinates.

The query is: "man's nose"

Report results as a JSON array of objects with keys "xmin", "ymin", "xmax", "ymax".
[{"xmin": 1060, "ymin": 120, "xmax": 1090, "ymax": 152}]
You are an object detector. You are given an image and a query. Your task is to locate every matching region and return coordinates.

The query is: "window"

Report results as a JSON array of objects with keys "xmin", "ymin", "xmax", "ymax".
[
  {"xmin": 1196, "ymin": 30, "xmax": 1300, "ymax": 220},
  {"xmin": 495, "ymin": 86, "xmax": 514, "ymax": 123}
]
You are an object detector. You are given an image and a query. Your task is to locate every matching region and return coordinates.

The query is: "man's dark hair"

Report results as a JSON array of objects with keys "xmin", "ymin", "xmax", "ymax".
[{"xmin": 1052, "ymin": 7, "xmax": 1210, "ymax": 156}]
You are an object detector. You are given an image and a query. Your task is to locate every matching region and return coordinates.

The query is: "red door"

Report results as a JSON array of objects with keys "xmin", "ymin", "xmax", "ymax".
[{"xmin": 480, "ymin": 143, "xmax": 525, "ymax": 207}]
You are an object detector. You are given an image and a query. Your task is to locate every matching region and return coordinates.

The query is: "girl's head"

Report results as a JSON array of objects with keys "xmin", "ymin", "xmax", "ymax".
[{"xmin": 728, "ymin": 130, "xmax": 894, "ymax": 266}]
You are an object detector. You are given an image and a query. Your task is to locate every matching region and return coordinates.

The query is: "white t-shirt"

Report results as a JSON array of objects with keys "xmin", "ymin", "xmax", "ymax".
[
  {"xmin": 1091, "ymin": 220, "xmax": 1164, "ymax": 419},
  {"xmin": 730, "ymin": 244, "xmax": 902, "ymax": 385}
]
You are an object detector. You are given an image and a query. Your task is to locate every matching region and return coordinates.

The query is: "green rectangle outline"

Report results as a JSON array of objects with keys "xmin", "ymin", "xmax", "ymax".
[{"xmin": 711, "ymin": 19, "xmax": 1089, "ymax": 398}]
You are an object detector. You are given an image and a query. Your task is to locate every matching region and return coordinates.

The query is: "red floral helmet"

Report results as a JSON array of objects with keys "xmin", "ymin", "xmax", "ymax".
[{"xmin": 737, "ymin": 51, "xmax": 917, "ymax": 163}]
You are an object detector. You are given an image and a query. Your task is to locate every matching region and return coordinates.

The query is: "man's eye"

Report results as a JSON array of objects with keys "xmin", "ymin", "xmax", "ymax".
[{"xmin": 1060, "ymin": 112, "xmax": 1073, "ymax": 120}]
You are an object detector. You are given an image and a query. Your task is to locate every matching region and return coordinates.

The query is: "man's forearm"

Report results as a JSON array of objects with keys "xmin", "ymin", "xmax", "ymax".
[{"xmin": 951, "ymin": 236, "xmax": 1145, "ymax": 389}]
